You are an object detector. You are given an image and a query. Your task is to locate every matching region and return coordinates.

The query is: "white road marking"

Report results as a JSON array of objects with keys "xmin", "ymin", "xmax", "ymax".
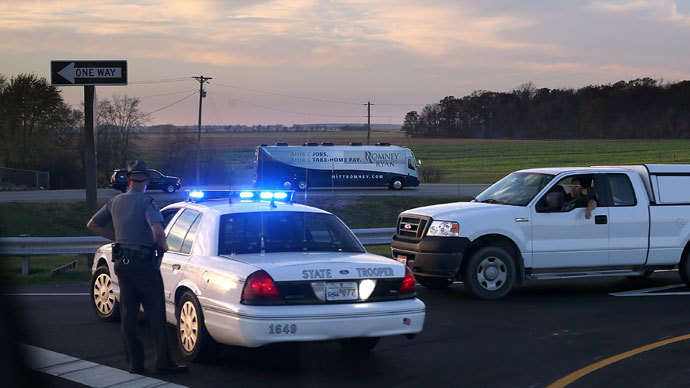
[
  {"xmin": 21, "ymin": 344, "xmax": 187, "ymax": 388},
  {"xmin": 609, "ymin": 284, "xmax": 690, "ymax": 297},
  {"xmin": 4, "ymin": 293, "xmax": 89, "ymax": 296}
]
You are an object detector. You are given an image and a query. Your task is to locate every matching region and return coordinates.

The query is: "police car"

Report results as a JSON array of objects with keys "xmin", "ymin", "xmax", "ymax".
[{"xmin": 90, "ymin": 190, "xmax": 425, "ymax": 360}]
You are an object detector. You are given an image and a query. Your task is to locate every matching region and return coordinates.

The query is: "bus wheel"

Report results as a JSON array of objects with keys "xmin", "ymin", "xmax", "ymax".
[
  {"xmin": 389, "ymin": 178, "xmax": 404, "ymax": 190},
  {"xmin": 280, "ymin": 179, "xmax": 293, "ymax": 190},
  {"xmin": 297, "ymin": 179, "xmax": 308, "ymax": 191}
]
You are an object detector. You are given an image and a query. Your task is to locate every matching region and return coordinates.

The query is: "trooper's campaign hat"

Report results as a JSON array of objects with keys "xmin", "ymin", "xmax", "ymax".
[{"xmin": 126, "ymin": 160, "xmax": 149, "ymax": 176}]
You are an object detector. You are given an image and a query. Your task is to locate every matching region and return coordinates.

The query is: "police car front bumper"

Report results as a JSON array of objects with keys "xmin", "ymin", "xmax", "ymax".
[{"xmin": 202, "ymin": 299, "xmax": 426, "ymax": 347}]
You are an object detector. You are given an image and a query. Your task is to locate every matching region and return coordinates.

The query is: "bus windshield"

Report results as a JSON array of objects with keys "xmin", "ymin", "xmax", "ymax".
[{"xmin": 474, "ymin": 172, "xmax": 554, "ymax": 206}]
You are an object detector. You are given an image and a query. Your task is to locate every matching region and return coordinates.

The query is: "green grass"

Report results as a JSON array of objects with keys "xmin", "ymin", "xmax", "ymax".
[
  {"xmin": 408, "ymin": 140, "xmax": 690, "ymax": 183},
  {"xmin": 294, "ymin": 195, "xmax": 466, "ymax": 229},
  {"xmin": 0, "ymin": 256, "xmax": 91, "ymax": 285},
  {"xmin": 365, "ymin": 245, "xmax": 391, "ymax": 258},
  {"xmin": 140, "ymin": 138, "xmax": 690, "ymax": 185}
]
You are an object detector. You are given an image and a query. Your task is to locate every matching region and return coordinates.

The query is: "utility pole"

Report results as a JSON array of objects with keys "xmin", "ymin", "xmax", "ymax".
[
  {"xmin": 364, "ymin": 101, "xmax": 374, "ymax": 145},
  {"xmin": 192, "ymin": 76, "xmax": 212, "ymax": 186}
]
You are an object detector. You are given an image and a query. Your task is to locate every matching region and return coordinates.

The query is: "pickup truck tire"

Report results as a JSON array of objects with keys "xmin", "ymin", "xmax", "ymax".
[
  {"xmin": 680, "ymin": 252, "xmax": 690, "ymax": 287},
  {"xmin": 164, "ymin": 184, "xmax": 176, "ymax": 193},
  {"xmin": 415, "ymin": 276, "xmax": 454, "ymax": 290},
  {"xmin": 463, "ymin": 246, "xmax": 516, "ymax": 300}
]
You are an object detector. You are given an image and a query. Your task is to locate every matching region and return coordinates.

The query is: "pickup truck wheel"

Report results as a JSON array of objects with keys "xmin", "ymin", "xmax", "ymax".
[
  {"xmin": 680, "ymin": 252, "xmax": 690, "ymax": 287},
  {"xmin": 297, "ymin": 179, "xmax": 308, "ymax": 191},
  {"xmin": 464, "ymin": 246, "xmax": 516, "ymax": 300},
  {"xmin": 281, "ymin": 179, "xmax": 293, "ymax": 190},
  {"xmin": 164, "ymin": 184, "xmax": 176, "ymax": 193},
  {"xmin": 416, "ymin": 276, "xmax": 454, "ymax": 290}
]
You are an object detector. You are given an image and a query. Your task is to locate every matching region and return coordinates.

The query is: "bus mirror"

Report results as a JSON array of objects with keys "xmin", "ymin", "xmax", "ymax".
[{"xmin": 417, "ymin": 159, "xmax": 422, "ymax": 166}]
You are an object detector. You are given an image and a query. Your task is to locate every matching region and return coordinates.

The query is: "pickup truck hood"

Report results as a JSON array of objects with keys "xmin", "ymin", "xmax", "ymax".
[
  {"xmin": 401, "ymin": 201, "xmax": 511, "ymax": 220},
  {"xmin": 219, "ymin": 251, "xmax": 405, "ymax": 281}
]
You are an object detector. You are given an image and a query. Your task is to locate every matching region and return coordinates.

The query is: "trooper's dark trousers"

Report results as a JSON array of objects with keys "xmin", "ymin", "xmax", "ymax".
[{"xmin": 114, "ymin": 259, "xmax": 172, "ymax": 371}]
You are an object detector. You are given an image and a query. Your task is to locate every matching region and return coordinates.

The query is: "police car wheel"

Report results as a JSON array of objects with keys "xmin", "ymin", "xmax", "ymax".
[
  {"xmin": 90, "ymin": 266, "xmax": 120, "ymax": 322},
  {"xmin": 177, "ymin": 291, "xmax": 217, "ymax": 361},
  {"xmin": 416, "ymin": 275, "xmax": 454, "ymax": 290},
  {"xmin": 164, "ymin": 184, "xmax": 176, "ymax": 193},
  {"xmin": 389, "ymin": 178, "xmax": 404, "ymax": 190},
  {"xmin": 339, "ymin": 337, "xmax": 381, "ymax": 352},
  {"xmin": 463, "ymin": 246, "xmax": 516, "ymax": 300}
]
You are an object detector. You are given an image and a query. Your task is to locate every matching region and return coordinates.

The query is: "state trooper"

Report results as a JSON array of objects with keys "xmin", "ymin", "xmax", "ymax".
[{"xmin": 87, "ymin": 160, "xmax": 188, "ymax": 375}]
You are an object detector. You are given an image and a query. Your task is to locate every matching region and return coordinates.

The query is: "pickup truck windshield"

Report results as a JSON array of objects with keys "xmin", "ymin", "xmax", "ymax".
[
  {"xmin": 474, "ymin": 172, "xmax": 555, "ymax": 206},
  {"xmin": 218, "ymin": 211, "xmax": 365, "ymax": 255}
]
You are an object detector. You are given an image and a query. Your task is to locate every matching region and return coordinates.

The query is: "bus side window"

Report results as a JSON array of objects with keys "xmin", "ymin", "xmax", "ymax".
[{"xmin": 407, "ymin": 158, "xmax": 416, "ymax": 171}]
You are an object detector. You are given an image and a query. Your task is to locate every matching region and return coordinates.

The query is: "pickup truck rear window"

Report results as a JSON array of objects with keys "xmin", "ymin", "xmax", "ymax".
[{"xmin": 474, "ymin": 172, "xmax": 554, "ymax": 206}]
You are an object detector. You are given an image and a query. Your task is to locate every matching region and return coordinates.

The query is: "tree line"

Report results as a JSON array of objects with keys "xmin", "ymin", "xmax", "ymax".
[
  {"xmin": 402, "ymin": 78, "xmax": 690, "ymax": 139},
  {"xmin": 0, "ymin": 73, "xmax": 194, "ymax": 190}
]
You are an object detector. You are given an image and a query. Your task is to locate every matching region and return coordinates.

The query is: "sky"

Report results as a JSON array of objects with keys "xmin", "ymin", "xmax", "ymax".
[{"xmin": 1, "ymin": 0, "xmax": 689, "ymax": 126}]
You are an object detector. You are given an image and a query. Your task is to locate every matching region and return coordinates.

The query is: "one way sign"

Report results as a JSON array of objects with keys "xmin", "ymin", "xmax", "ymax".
[{"xmin": 51, "ymin": 60, "xmax": 127, "ymax": 86}]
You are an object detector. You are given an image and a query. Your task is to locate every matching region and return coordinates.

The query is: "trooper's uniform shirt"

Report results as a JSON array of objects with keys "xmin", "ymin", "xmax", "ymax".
[
  {"xmin": 89, "ymin": 187, "xmax": 174, "ymax": 371},
  {"xmin": 91, "ymin": 188, "xmax": 163, "ymax": 250}
]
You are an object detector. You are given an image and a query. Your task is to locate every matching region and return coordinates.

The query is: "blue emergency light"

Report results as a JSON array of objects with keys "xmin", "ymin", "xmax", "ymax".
[{"xmin": 186, "ymin": 189, "xmax": 294, "ymax": 204}]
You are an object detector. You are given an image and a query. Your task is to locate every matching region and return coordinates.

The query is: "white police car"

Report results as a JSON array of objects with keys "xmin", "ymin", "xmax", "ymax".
[{"xmin": 90, "ymin": 190, "xmax": 425, "ymax": 360}]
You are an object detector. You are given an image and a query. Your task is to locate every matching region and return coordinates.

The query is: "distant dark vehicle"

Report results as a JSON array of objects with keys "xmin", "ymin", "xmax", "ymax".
[{"xmin": 110, "ymin": 169, "xmax": 182, "ymax": 193}]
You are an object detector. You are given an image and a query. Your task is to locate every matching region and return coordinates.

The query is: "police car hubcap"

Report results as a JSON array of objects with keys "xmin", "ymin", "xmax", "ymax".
[
  {"xmin": 179, "ymin": 301, "xmax": 199, "ymax": 352},
  {"xmin": 93, "ymin": 274, "xmax": 115, "ymax": 315},
  {"xmin": 476, "ymin": 256, "xmax": 507, "ymax": 291}
]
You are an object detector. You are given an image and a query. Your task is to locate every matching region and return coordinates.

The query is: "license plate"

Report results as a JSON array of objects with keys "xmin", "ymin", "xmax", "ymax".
[
  {"xmin": 396, "ymin": 255, "xmax": 408, "ymax": 265},
  {"xmin": 326, "ymin": 282, "xmax": 358, "ymax": 301}
]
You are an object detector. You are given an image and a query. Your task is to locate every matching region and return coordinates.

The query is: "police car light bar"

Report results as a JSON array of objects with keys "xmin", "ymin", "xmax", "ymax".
[{"xmin": 186, "ymin": 190, "xmax": 294, "ymax": 204}]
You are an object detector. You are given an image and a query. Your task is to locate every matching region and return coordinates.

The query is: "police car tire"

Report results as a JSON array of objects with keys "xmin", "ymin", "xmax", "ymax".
[
  {"xmin": 416, "ymin": 275, "xmax": 454, "ymax": 290},
  {"xmin": 177, "ymin": 291, "xmax": 217, "ymax": 361},
  {"xmin": 90, "ymin": 265, "xmax": 120, "ymax": 322},
  {"xmin": 679, "ymin": 251, "xmax": 690, "ymax": 287},
  {"xmin": 389, "ymin": 178, "xmax": 404, "ymax": 190},
  {"xmin": 463, "ymin": 246, "xmax": 516, "ymax": 300},
  {"xmin": 339, "ymin": 337, "xmax": 381, "ymax": 352},
  {"xmin": 164, "ymin": 184, "xmax": 176, "ymax": 193}
]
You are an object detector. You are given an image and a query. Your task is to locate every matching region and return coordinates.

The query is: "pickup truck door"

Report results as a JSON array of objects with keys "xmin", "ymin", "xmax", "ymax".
[
  {"xmin": 604, "ymin": 173, "xmax": 649, "ymax": 266},
  {"xmin": 530, "ymin": 174, "xmax": 610, "ymax": 269}
]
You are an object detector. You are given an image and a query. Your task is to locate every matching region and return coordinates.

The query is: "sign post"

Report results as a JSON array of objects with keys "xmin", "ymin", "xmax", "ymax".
[{"xmin": 51, "ymin": 60, "xmax": 127, "ymax": 215}]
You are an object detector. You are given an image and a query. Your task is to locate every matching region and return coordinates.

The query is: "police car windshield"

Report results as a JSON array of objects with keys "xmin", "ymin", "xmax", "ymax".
[
  {"xmin": 474, "ymin": 172, "xmax": 555, "ymax": 206},
  {"xmin": 218, "ymin": 212, "xmax": 365, "ymax": 255}
]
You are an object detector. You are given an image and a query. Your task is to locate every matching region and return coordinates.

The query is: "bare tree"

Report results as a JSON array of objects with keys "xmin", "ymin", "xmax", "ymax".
[{"xmin": 97, "ymin": 95, "xmax": 150, "ymax": 169}]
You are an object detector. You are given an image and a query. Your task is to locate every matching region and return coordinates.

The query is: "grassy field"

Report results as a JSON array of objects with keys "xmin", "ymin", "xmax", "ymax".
[
  {"xmin": 0, "ymin": 256, "xmax": 91, "ymax": 285},
  {"xmin": 138, "ymin": 132, "xmax": 690, "ymax": 184}
]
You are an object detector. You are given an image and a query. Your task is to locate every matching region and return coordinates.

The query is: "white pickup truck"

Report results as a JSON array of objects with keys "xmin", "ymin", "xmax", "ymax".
[{"xmin": 391, "ymin": 164, "xmax": 690, "ymax": 299}]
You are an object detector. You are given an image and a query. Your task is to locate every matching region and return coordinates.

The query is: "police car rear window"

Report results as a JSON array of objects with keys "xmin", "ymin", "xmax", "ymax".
[{"xmin": 218, "ymin": 212, "xmax": 364, "ymax": 255}]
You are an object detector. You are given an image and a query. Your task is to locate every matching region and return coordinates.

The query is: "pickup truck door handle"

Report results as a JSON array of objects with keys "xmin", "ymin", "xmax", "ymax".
[
  {"xmin": 595, "ymin": 215, "xmax": 607, "ymax": 225},
  {"xmin": 172, "ymin": 264, "xmax": 181, "ymax": 270}
]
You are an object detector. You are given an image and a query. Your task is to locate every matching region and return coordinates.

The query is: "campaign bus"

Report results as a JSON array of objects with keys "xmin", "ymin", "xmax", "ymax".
[{"xmin": 253, "ymin": 143, "xmax": 420, "ymax": 190}]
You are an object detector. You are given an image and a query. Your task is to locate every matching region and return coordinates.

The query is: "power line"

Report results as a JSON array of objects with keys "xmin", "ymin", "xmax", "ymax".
[
  {"xmin": 148, "ymin": 91, "xmax": 197, "ymax": 114},
  {"xmin": 129, "ymin": 77, "xmax": 191, "ymax": 85},
  {"xmin": 139, "ymin": 89, "xmax": 198, "ymax": 99},
  {"xmin": 209, "ymin": 81, "xmax": 362, "ymax": 105},
  {"xmin": 207, "ymin": 91, "xmax": 366, "ymax": 118}
]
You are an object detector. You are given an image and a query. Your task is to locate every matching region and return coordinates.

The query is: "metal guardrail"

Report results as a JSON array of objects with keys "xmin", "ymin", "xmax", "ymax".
[{"xmin": 0, "ymin": 228, "xmax": 396, "ymax": 275}]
